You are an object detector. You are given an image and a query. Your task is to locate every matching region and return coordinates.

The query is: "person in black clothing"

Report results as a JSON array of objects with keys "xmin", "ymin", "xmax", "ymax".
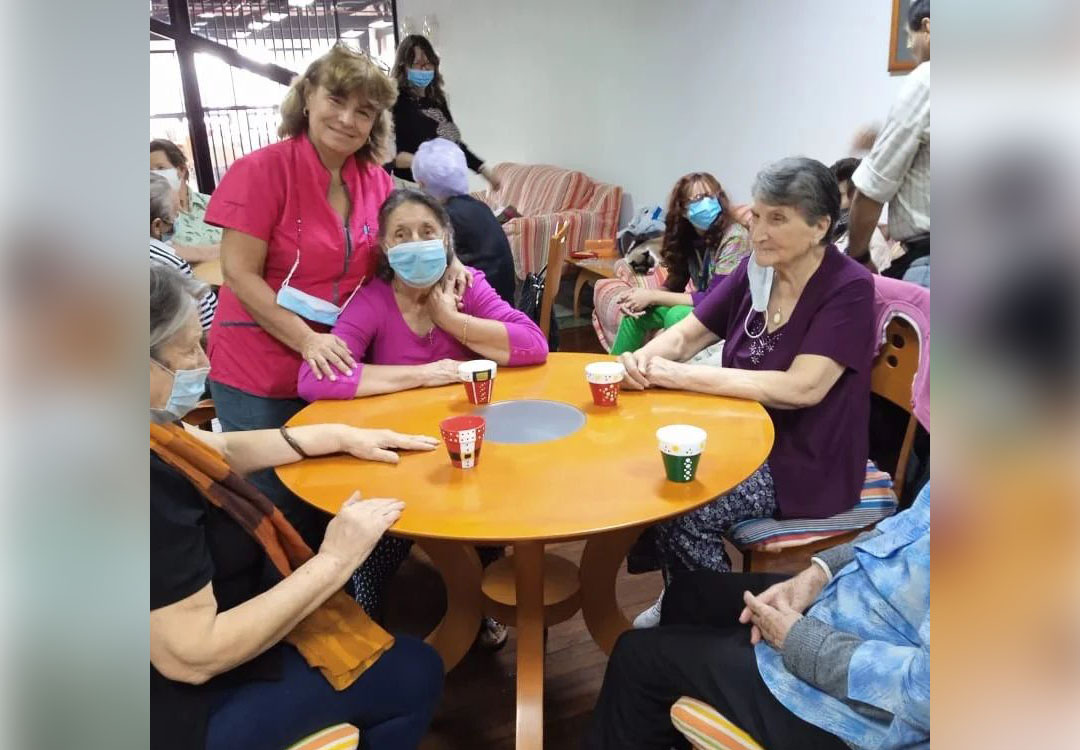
[
  {"xmin": 411, "ymin": 137, "xmax": 516, "ymax": 304},
  {"xmin": 388, "ymin": 35, "xmax": 500, "ymax": 190},
  {"xmin": 149, "ymin": 266, "xmax": 443, "ymax": 750}
]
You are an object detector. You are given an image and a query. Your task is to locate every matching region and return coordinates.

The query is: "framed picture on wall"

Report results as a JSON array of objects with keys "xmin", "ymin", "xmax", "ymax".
[{"xmin": 889, "ymin": 0, "xmax": 917, "ymax": 73}]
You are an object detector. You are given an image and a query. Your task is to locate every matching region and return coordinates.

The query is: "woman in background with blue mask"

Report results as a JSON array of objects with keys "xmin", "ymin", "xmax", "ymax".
[
  {"xmin": 149, "ymin": 265, "xmax": 444, "ymax": 750},
  {"xmin": 610, "ymin": 172, "xmax": 750, "ymax": 354},
  {"xmin": 388, "ymin": 35, "xmax": 500, "ymax": 190},
  {"xmin": 298, "ymin": 188, "xmax": 547, "ymax": 637}
]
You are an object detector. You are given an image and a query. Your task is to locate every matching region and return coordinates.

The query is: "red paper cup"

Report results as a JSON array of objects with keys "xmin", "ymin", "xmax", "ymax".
[
  {"xmin": 458, "ymin": 360, "xmax": 498, "ymax": 405},
  {"xmin": 439, "ymin": 415, "xmax": 486, "ymax": 469},
  {"xmin": 585, "ymin": 361, "xmax": 626, "ymax": 407},
  {"xmin": 588, "ymin": 380, "xmax": 620, "ymax": 406}
]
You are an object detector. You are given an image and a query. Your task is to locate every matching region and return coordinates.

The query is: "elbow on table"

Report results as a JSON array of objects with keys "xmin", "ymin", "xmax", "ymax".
[{"xmin": 785, "ymin": 380, "xmax": 829, "ymax": 410}]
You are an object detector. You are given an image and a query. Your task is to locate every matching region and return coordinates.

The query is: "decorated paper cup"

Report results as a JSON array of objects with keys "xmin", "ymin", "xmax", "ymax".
[
  {"xmin": 585, "ymin": 361, "xmax": 626, "ymax": 407},
  {"xmin": 458, "ymin": 359, "xmax": 498, "ymax": 405},
  {"xmin": 440, "ymin": 415, "xmax": 486, "ymax": 469},
  {"xmin": 656, "ymin": 424, "xmax": 707, "ymax": 483}
]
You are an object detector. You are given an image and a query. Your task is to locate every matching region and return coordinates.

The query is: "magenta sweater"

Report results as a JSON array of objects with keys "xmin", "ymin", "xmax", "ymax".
[{"xmin": 297, "ymin": 268, "xmax": 548, "ymax": 401}]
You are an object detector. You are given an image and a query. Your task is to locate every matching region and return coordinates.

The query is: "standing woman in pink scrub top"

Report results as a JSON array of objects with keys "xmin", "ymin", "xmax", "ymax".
[{"xmin": 204, "ymin": 44, "xmax": 470, "ymax": 551}]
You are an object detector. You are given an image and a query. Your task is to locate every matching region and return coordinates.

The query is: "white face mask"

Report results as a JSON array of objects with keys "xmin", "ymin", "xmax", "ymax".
[
  {"xmin": 152, "ymin": 167, "xmax": 182, "ymax": 191},
  {"xmin": 743, "ymin": 252, "xmax": 775, "ymax": 340}
]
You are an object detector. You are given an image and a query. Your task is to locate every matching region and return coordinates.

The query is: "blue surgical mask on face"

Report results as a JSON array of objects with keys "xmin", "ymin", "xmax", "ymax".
[
  {"xmin": 151, "ymin": 360, "xmax": 209, "ymax": 423},
  {"xmin": 387, "ymin": 239, "xmax": 448, "ymax": 288},
  {"xmin": 160, "ymin": 222, "xmax": 175, "ymax": 244},
  {"xmin": 686, "ymin": 197, "xmax": 721, "ymax": 231},
  {"xmin": 407, "ymin": 68, "xmax": 435, "ymax": 88}
]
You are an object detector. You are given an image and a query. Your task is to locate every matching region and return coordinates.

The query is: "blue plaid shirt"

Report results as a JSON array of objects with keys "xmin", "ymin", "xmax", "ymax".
[{"xmin": 756, "ymin": 486, "xmax": 930, "ymax": 749}]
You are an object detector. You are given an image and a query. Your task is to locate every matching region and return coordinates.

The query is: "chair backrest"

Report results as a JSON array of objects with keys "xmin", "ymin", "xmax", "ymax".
[
  {"xmin": 181, "ymin": 399, "xmax": 217, "ymax": 431},
  {"xmin": 870, "ymin": 317, "xmax": 920, "ymax": 499},
  {"xmin": 538, "ymin": 220, "xmax": 569, "ymax": 342}
]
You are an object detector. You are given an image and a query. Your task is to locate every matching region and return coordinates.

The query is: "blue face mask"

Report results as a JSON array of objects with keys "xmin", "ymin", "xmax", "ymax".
[
  {"xmin": 686, "ymin": 197, "xmax": 721, "ymax": 231},
  {"xmin": 276, "ymin": 248, "xmax": 364, "ymax": 326},
  {"xmin": 407, "ymin": 68, "xmax": 435, "ymax": 88},
  {"xmin": 152, "ymin": 360, "xmax": 209, "ymax": 423},
  {"xmin": 161, "ymin": 225, "xmax": 175, "ymax": 244},
  {"xmin": 387, "ymin": 239, "xmax": 448, "ymax": 288}
]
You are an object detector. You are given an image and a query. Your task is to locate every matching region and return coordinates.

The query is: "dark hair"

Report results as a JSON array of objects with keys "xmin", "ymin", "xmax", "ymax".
[
  {"xmin": 375, "ymin": 188, "xmax": 456, "ymax": 282},
  {"xmin": 150, "ymin": 138, "xmax": 188, "ymax": 171},
  {"xmin": 830, "ymin": 157, "xmax": 861, "ymax": 198},
  {"xmin": 391, "ymin": 35, "xmax": 447, "ymax": 108},
  {"xmin": 752, "ymin": 157, "xmax": 842, "ymax": 244},
  {"xmin": 660, "ymin": 172, "xmax": 735, "ymax": 293},
  {"xmin": 908, "ymin": 0, "xmax": 930, "ymax": 31}
]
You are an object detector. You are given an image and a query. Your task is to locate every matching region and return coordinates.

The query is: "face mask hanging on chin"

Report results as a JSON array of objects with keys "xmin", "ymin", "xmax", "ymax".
[{"xmin": 743, "ymin": 252, "xmax": 775, "ymax": 340}]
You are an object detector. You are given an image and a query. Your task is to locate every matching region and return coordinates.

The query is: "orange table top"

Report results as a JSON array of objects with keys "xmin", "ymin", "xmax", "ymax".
[
  {"xmin": 278, "ymin": 352, "xmax": 774, "ymax": 543},
  {"xmin": 192, "ymin": 259, "xmax": 223, "ymax": 286}
]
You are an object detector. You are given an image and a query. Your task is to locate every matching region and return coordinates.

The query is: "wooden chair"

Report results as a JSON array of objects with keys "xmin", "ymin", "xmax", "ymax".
[
  {"xmin": 180, "ymin": 399, "xmax": 217, "ymax": 431},
  {"xmin": 537, "ymin": 220, "xmax": 570, "ymax": 343},
  {"xmin": 735, "ymin": 317, "xmax": 921, "ymax": 574}
]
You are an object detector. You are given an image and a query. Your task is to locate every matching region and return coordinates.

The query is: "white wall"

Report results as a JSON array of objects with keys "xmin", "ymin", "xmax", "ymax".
[{"xmin": 397, "ymin": 0, "xmax": 906, "ymax": 220}]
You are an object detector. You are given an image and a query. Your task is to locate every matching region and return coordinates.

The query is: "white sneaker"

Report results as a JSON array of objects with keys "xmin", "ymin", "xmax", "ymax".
[{"xmin": 632, "ymin": 590, "xmax": 665, "ymax": 629}]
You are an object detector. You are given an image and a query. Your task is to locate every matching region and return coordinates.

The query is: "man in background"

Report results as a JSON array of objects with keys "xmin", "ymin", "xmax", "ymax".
[{"xmin": 847, "ymin": 0, "xmax": 930, "ymax": 285}]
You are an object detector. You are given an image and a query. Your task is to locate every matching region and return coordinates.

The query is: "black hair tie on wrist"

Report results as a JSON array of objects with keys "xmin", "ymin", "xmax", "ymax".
[{"xmin": 280, "ymin": 426, "xmax": 312, "ymax": 459}]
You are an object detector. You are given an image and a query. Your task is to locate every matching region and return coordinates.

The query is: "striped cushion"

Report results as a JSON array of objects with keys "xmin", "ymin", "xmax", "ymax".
[
  {"xmin": 590, "ymin": 263, "xmax": 668, "ymax": 350},
  {"xmin": 670, "ymin": 697, "xmax": 765, "ymax": 750},
  {"xmin": 728, "ymin": 461, "xmax": 897, "ymax": 551},
  {"xmin": 284, "ymin": 724, "xmax": 360, "ymax": 750},
  {"xmin": 475, "ymin": 163, "xmax": 622, "ymax": 279}
]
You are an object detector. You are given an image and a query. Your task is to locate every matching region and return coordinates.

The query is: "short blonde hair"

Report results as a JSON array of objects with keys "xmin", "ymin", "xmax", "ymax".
[{"xmin": 278, "ymin": 43, "xmax": 398, "ymax": 166}]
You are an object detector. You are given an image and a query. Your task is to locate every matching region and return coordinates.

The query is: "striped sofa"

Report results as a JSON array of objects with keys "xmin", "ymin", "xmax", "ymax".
[
  {"xmin": 472, "ymin": 163, "xmax": 622, "ymax": 280},
  {"xmin": 591, "ymin": 204, "xmax": 752, "ymax": 351}
]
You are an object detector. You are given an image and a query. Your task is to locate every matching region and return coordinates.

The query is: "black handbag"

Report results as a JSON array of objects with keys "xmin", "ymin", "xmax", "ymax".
[{"xmin": 516, "ymin": 267, "xmax": 560, "ymax": 351}]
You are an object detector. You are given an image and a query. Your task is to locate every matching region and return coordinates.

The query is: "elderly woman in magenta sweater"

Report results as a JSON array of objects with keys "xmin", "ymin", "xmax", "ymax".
[
  {"xmin": 297, "ymin": 187, "xmax": 547, "ymax": 646},
  {"xmin": 298, "ymin": 187, "xmax": 546, "ymax": 402}
]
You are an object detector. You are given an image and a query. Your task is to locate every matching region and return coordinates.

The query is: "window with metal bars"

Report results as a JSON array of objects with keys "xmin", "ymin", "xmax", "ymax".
[{"xmin": 150, "ymin": 0, "xmax": 397, "ymax": 191}]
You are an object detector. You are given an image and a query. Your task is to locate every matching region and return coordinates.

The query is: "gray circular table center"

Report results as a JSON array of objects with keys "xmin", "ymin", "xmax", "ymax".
[{"xmin": 471, "ymin": 399, "xmax": 585, "ymax": 444}]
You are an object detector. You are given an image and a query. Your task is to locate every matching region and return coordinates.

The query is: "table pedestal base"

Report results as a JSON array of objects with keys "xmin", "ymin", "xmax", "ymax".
[
  {"xmin": 481, "ymin": 552, "xmax": 582, "ymax": 626},
  {"xmin": 417, "ymin": 527, "xmax": 643, "ymax": 750}
]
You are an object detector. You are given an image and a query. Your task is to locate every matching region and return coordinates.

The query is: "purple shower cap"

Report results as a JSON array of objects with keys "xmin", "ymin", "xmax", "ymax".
[{"xmin": 411, "ymin": 138, "xmax": 469, "ymax": 199}]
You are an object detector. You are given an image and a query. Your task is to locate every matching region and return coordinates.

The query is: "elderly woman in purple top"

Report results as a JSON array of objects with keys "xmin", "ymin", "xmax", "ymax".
[
  {"xmin": 619, "ymin": 157, "xmax": 874, "ymax": 628},
  {"xmin": 298, "ymin": 187, "xmax": 547, "ymax": 646}
]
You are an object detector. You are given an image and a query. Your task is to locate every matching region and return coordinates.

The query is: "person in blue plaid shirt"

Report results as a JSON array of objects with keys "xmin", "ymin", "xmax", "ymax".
[{"xmin": 587, "ymin": 483, "xmax": 930, "ymax": 750}]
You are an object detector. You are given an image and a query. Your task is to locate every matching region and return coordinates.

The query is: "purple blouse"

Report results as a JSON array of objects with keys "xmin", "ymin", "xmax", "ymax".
[
  {"xmin": 297, "ymin": 268, "xmax": 548, "ymax": 401},
  {"xmin": 693, "ymin": 248, "xmax": 874, "ymax": 519}
]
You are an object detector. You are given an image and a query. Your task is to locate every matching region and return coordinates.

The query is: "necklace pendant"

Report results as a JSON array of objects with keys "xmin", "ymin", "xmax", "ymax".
[{"xmin": 772, "ymin": 310, "xmax": 782, "ymax": 325}]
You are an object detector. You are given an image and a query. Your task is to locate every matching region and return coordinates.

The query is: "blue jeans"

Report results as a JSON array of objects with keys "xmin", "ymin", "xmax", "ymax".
[
  {"xmin": 208, "ymin": 380, "xmax": 330, "ymax": 550},
  {"xmin": 206, "ymin": 638, "xmax": 443, "ymax": 750},
  {"xmin": 902, "ymin": 256, "xmax": 929, "ymax": 287}
]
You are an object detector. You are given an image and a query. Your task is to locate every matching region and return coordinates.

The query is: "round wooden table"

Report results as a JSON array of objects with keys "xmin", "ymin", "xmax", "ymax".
[{"xmin": 278, "ymin": 352, "xmax": 773, "ymax": 750}]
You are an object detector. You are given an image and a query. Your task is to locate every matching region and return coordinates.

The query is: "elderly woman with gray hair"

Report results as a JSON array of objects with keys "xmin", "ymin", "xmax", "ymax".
[
  {"xmin": 620, "ymin": 157, "xmax": 875, "ymax": 628},
  {"xmin": 150, "ymin": 172, "xmax": 218, "ymax": 330},
  {"xmin": 149, "ymin": 264, "xmax": 444, "ymax": 750}
]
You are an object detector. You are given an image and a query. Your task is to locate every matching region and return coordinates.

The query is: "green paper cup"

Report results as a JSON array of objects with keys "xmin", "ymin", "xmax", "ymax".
[{"xmin": 656, "ymin": 424, "xmax": 707, "ymax": 483}]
